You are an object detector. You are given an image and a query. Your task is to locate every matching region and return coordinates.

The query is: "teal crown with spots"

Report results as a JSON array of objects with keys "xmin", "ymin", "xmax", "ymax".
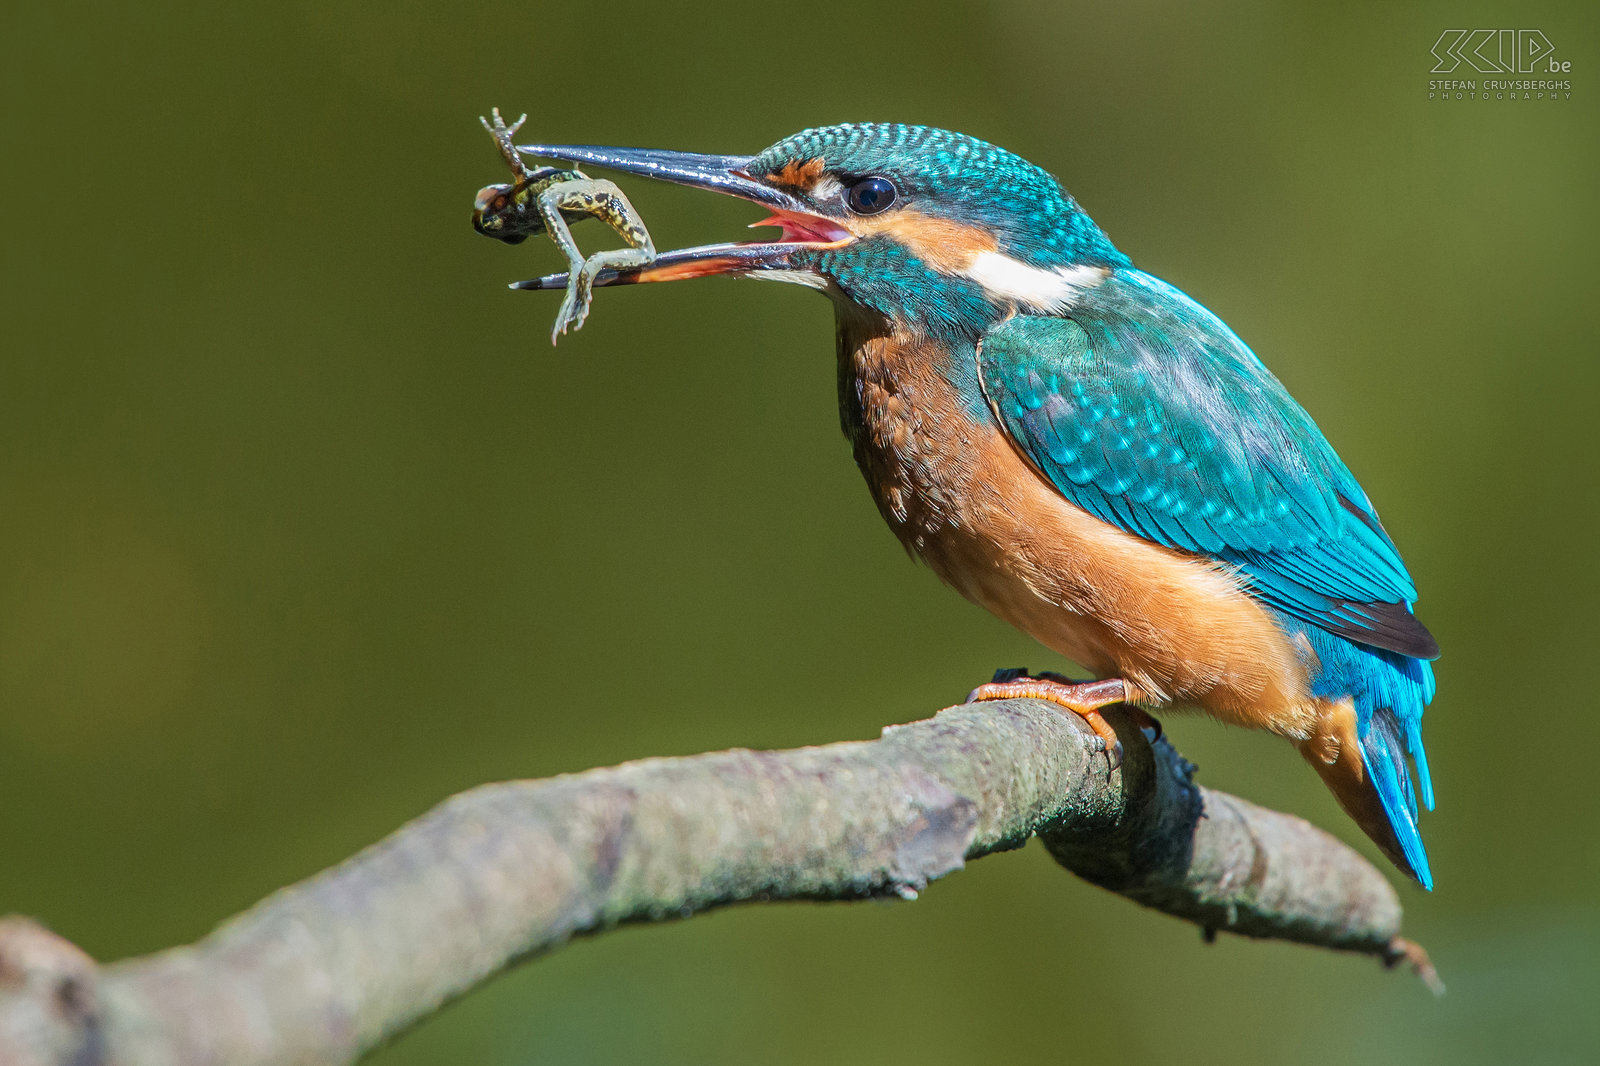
[{"xmin": 751, "ymin": 123, "xmax": 1131, "ymax": 270}]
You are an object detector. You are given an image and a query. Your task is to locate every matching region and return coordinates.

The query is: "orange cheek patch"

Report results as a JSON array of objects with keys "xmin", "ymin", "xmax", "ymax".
[
  {"xmin": 768, "ymin": 156, "xmax": 827, "ymax": 190},
  {"xmin": 853, "ymin": 211, "xmax": 999, "ymax": 274}
]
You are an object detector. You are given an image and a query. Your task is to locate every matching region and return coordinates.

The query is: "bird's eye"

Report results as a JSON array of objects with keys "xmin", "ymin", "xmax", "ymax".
[{"xmin": 846, "ymin": 176, "xmax": 897, "ymax": 215}]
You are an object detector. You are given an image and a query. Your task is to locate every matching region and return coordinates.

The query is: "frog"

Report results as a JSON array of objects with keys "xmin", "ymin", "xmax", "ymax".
[{"xmin": 472, "ymin": 108, "xmax": 657, "ymax": 343}]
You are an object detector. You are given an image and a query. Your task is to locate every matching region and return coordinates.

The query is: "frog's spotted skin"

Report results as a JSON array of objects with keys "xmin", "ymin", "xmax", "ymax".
[{"xmin": 472, "ymin": 109, "xmax": 656, "ymax": 343}]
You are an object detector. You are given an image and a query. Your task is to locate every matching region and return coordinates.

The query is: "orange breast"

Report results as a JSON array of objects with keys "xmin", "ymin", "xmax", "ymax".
[{"xmin": 839, "ymin": 323, "xmax": 1318, "ymax": 739}]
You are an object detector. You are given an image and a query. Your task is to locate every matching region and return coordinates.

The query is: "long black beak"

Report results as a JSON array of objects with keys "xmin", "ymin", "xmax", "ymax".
[
  {"xmin": 505, "ymin": 143, "xmax": 848, "ymax": 292},
  {"xmin": 514, "ymin": 144, "xmax": 805, "ymax": 211}
]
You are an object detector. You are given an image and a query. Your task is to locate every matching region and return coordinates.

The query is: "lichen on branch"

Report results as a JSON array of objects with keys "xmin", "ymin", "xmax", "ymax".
[{"xmin": 0, "ymin": 698, "xmax": 1434, "ymax": 1066}]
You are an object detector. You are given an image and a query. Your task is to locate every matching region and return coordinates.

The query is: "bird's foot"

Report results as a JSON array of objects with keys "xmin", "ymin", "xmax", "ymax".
[{"xmin": 967, "ymin": 669, "xmax": 1156, "ymax": 771}]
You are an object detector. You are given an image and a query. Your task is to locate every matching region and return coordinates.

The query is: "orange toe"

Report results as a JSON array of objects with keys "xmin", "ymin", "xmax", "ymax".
[{"xmin": 968, "ymin": 673, "xmax": 1131, "ymax": 769}]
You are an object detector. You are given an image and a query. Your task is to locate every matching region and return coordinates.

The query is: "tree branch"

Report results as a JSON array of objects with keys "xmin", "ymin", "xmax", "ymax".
[{"xmin": 0, "ymin": 698, "xmax": 1436, "ymax": 1066}]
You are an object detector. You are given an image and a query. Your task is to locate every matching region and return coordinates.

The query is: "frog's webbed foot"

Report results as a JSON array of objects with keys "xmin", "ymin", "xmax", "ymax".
[
  {"xmin": 535, "ymin": 178, "xmax": 657, "ymax": 345},
  {"xmin": 479, "ymin": 107, "xmax": 526, "ymax": 142},
  {"xmin": 550, "ymin": 281, "xmax": 587, "ymax": 345},
  {"xmin": 566, "ymin": 246, "xmax": 655, "ymax": 333},
  {"xmin": 479, "ymin": 107, "xmax": 530, "ymax": 177}
]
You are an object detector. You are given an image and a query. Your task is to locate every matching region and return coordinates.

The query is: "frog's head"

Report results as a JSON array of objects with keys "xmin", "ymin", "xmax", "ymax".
[{"xmin": 472, "ymin": 182, "xmax": 541, "ymax": 245}]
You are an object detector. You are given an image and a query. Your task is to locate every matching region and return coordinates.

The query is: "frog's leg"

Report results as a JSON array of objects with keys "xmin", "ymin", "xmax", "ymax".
[
  {"xmin": 479, "ymin": 108, "xmax": 530, "ymax": 180},
  {"xmin": 535, "ymin": 178, "xmax": 657, "ymax": 343}
]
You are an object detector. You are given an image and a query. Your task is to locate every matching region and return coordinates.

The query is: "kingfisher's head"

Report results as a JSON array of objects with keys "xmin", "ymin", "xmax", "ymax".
[{"xmin": 511, "ymin": 123, "xmax": 1130, "ymax": 336}]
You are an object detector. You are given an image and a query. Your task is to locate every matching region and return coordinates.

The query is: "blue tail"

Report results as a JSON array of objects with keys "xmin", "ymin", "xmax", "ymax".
[
  {"xmin": 1361, "ymin": 705, "xmax": 1434, "ymax": 889},
  {"xmin": 1296, "ymin": 619, "xmax": 1437, "ymax": 889}
]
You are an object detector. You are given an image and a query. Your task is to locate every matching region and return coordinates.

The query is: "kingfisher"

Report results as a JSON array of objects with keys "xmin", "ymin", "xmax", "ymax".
[{"xmin": 503, "ymin": 123, "xmax": 1439, "ymax": 888}]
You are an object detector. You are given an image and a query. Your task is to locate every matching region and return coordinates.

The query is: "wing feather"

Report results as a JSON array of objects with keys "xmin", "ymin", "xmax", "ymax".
[{"xmin": 976, "ymin": 271, "xmax": 1438, "ymax": 659}]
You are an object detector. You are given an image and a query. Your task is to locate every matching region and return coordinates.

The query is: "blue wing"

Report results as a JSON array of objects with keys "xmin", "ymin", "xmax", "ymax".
[{"xmin": 976, "ymin": 270, "xmax": 1438, "ymax": 660}]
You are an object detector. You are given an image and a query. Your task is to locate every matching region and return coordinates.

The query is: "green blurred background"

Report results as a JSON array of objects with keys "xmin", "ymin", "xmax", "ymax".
[{"xmin": 3, "ymin": 0, "xmax": 1596, "ymax": 1062}]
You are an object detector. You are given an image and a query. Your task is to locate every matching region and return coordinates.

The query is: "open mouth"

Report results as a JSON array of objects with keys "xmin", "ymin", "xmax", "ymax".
[
  {"xmin": 501, "ymin": 145, "xmax": 855, "ymax": 293},
  {"xmin": 747, "ymin": 207, "xmax": 854, "ymax": 246}
]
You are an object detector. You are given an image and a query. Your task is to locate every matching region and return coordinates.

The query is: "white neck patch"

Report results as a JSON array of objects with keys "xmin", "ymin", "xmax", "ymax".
[{"xmin": 961, "ymin": 252, "xmax": 1109, "ymax": 312}]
